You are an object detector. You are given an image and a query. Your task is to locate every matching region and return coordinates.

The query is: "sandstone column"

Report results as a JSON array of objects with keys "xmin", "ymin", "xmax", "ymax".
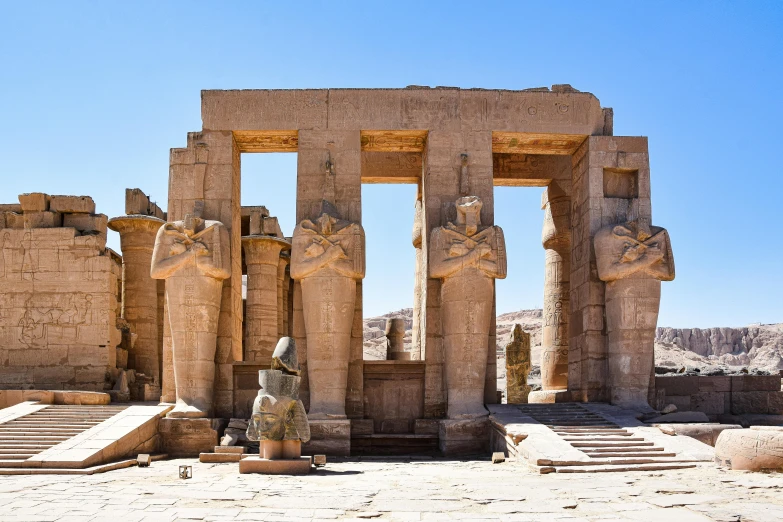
[
  {"xmin": 151, "ymin": 215, "xmax": 230, "ymax": 418},
  {"xmin": 595, "ymin": 220, "xmax": 674, "ymax": 410},
  {"xmin": 429, "ymin": 196, "xmax": 506, "ymax": 419},
  {"xmin": 242, "ymin": 235, "xmax": 291, "ymax": 363},
  {"xmin": 505, "ymin": 324, "xmax": 532, "ymax": 404},
  {"xmin": 532, "ymin": 183, "xmax": 571, "ymax": 402},
  {"xmin": 410, "ymin": 199, "xmax": 424, "ymax": 361},
  {"xmin": 277, "ymin": 254, "xmax": 290, "ymax": 337},
  {"xmin": 108, "ymin": 215, "xmax": 165, "ymax": 391}
]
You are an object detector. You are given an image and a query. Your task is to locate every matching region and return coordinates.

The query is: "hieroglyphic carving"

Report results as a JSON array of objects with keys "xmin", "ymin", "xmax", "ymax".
[
  {"xmin": 290, "ymin": 201, "xmax": 365, "ymax": 419},
  {"xmin": 151, "ymin": 214, "xmax": 230, "ymax": 418},
  {"xmin": 429, "ymin": 196, "xmax": 506, "ymax": 419}
]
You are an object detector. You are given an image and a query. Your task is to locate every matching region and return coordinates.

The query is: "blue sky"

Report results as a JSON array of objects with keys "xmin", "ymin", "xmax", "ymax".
[{"xmin": 1, "ymin": 2, "xmax": 781, "ymax": 327}]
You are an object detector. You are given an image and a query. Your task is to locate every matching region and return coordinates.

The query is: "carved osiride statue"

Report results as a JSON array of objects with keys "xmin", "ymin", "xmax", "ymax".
[
  {"xmin": 595, "ymin": 220, "xmax": 674, "ymax": 410},
  {"xmin": 429, "ymin": 196, "xmax": 506, "ymax": 419},
  {"xmin": 246, "ymin": 337, "xmax": 310, "ymax": 460},
  {"xmin": 150, "ymin": 214, "xmax": 230, "ymax": 418},
  {"xmin": 290, "ymin": 202, "xmax": 365, "ymax": 419}
]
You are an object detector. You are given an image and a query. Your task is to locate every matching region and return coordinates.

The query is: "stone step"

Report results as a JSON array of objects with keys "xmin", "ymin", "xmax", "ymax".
[
  {"xmin": 583, "ymin": 446, "xmax": 665, "ymax": 453},
  {"xmin": 0, "ymin": 436, "xmax": 71, "ymax": 442},
  {"xmin": 587, "ymin": 452, "xmax": 678, "ymax": 458},
  {"xmin": 543, "ymin": 463, "xmax": 699, "ymax": 474},
  {"xmin": 563, "ymin": 437, "xmax": 645, "ymax": 442},
  {"xmin": 554, "ymin": 428, "xmax": 629, "ymax": 433},
  {"xmin": 0, "ymin": 460, "xmax": 29, "ymax": 468},
  {"xmin": 5, "ymin": 422, "xmax": 101, "ymax": 429},
  {"xmin": 570, "ymin": 441, "xmax": 655, "ymax": 448},
  {"xmin": 0, "ymin": 453, "xmax": 35, "ymax": 460},
  {"xmin": 0, "ymin": 429, "xmax": 85, "ymax": 435},
  {"xmin": 0, "ymin": 444, "xmax": 53, "ymax": 450}
]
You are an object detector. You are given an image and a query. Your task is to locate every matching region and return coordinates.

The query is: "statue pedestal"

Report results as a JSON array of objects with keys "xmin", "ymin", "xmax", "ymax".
[
  {"xmin": 239, "ymin": 456, "xmax": 312, "ymax": 475},
  {"xmin": 438, "ymin": 418, "xmax": 490, "ymax": 457},
  {"xmin": 527, "ymin": 390, "xmax": 572, "ymax": 404},
  {"xmin": 159, "ymin": 418, "xmax": 224, "ymax": 457},
  {"xmin": 302, "ymin": 419, "xmax": 350, "ymax": 457}
]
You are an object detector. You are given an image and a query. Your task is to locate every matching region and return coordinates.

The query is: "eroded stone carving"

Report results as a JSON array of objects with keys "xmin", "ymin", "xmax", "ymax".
[
  {"xmin": 246, "ymin": 337, "xmax": 311, "ymax": 459},
  {"xmin": 430, "ymin": 196, "xmax": 506, "ymax": 418},
  {"xmin": 151, "ymin": 213, "xmax": 230, "ymax": 418},
  {"xmin": 715, "ymin": 426, "xmax": 783, "ymax": 471},
  {"xmin": 505, "ymin": 324, "xmax": 531, "ymax": 404},
  {"xmin": 290, "ymin": 202, "xmax": 365, "ymax": 419},
  {"xmin": 595, "ymin": 220, "xmax": 674, "ymax": 410}
]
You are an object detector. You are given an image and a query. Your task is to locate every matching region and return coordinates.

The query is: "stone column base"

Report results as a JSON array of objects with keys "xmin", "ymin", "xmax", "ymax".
[
  {"xmin": 159, "ymin": 418, "xmax": 225, "ymax": 457},
  {"xmin": 239, "ymin": 456, "xmax": 312, "ymax": 475},
  {"xmin": 527, "ymin": 390, "xmax": 572, "ymax": 404},
  {"xmin": 438, "ymin": 417, "xmax": 490, "ymax": 457},
  {"xmin": 302, "ymin": 419, "xmax": 351, "ymax": 456}
]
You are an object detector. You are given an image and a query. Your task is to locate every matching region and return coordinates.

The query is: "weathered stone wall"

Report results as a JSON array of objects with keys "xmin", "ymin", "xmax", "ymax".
[
  {"xmin": 0, "ymin": 193, "xmax": 121, "ymax": 391},
  {"xmin": 656, "ymin": 375, "xmax": 783, "ymax": 418}
]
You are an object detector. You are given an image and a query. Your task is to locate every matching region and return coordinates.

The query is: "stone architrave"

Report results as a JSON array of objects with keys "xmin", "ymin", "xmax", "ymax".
[
  {"xmin": 242, "ymin": 235, "xmax": 291, "ymax": 363},
  {"xmin": 290, "ymin": 203, "xmax": 365, "ymax": 419},
  {"xmin": 429, "ymin": 196, "xmax": 506, "ymax": 419},
  {"xmin": 108, "ymin": 215, "xmax": 165, "ymax": 390},
  {"xmin": 540, "ymin": 189, "xmax": 570, "ymax": 391},
  {"xmin": 595, "ymin": 220, "xmax": 674, "ymax": 410},
  {"xmin": 505, "ymin": 324, "xmax": 531, "ymax": 404},
  {"xmin": 150, "ymin": 214, "xmax": 230, "ymax": 418},
  {"xmin": 245, "ymin": 337, "xmax": 311, "ymax": 466}
]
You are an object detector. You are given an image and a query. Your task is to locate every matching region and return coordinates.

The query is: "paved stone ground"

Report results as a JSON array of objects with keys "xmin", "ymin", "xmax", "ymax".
[{"xmin": 0, "ymin": 458, "xmax": 781, "ymax": 521}]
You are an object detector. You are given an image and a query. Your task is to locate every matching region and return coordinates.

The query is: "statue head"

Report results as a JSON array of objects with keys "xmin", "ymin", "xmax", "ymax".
[{"xmin": 455, "ymin": 196, "xmax": 483, "ymax": 236}]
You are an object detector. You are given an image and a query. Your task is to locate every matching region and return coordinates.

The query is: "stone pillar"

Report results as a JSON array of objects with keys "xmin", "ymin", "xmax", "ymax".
[
  {"xmin": 385, "ymin": 318, "xmax": 408, "ymax": 361},
  {"xmin": 108, "ymin": 215, "xmax": 165, "ymax": 389},
  {"xmin": 411, "ymin": 199, "xmax": 424, "ymax": 360},
  {"xmin": 243, "ymin": 236, "xmax": 291, "ymax": 364},
  {"xmin": 277, "ymin": 254, "xmax": 289, "ymax": 338},
  {"xmin": 505, "ymin": 325, "xmax": 532, "ymax": 404},
  {"xmin": 530, "ymin": 182, "xmax": 571, "ymax": 404}
]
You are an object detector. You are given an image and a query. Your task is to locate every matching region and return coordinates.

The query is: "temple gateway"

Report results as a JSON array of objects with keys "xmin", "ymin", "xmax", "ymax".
[{"xmin": 10, "ymin": 85, "xmax": 773, "ymax": 472}]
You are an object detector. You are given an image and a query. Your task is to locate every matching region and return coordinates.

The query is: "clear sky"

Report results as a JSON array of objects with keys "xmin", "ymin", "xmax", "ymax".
[{"xmin": 1, "ymin": 2, "xmax": 781, "ymax": 328}]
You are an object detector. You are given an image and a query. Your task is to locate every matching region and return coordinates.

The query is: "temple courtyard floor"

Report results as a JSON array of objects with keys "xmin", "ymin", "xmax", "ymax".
[{"xmin": 0, "ymin": 457, "xmax": 781, "ymax": 522}]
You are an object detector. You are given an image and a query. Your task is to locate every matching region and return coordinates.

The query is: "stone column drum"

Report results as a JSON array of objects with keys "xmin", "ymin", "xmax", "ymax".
[
  {"xmin": 540, "ymin": 190, "xmax": 570, "ymax": 392},
  {"xmin": 429, "ymin": 196, "xmax": 506, "ymax": 419},
  {"xmin": 108, "ymin": 215, "xmax": 165, "ymax": 388},
  {"xmin": 595, "ymin": 220, "xmax": 674, "ymax": 410},
  {"xmin": 290, "ymin": 206, "xmax": 365, "ymax": 419},
  {"xmin": 242, "ymin": 235, "xmax": 291, "ymax": 363},
  {"xmin": 385, "ymin": 318, "xmax": 408, "ymax": 361},
  {"xmin": 151, "ymin": 215, "xmax": 230, "ymax": 418}
]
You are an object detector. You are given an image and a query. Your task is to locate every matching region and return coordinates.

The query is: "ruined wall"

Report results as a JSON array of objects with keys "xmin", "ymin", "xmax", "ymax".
[{"xmin": 0, "ymin": 193, "xmax": 121, "ymax": 391}]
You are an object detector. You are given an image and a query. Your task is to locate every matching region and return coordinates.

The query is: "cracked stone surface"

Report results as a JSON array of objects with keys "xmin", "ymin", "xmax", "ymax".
[{"xmin": 0, "ymin": 458, "xmax": 781, "ymax": 521}]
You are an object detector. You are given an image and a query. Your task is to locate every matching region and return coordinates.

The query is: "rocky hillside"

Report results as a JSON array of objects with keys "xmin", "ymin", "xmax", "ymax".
[{"xmin": 364, "ymin": 309, "xmax": 783, "ymax": 373}]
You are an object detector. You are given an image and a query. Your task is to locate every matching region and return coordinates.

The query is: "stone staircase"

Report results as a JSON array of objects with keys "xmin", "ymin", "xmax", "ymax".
[
  {"xmin": 0, "ymin": 405, "xmax": 127, "ymax": 466},
  {"xmin": 489, "ymin": 403, "xmax": 714, "ymax": 473}
]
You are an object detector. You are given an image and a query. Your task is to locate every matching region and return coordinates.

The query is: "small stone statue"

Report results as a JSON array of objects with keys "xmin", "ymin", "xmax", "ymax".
[
  {"xmin": 150, "ymin": 212, "xmax": 230, "ymax": 418},
  {"xmin": 595, "ymin": 219, "xmax": 675, "ymax": 410},
  {"xmin": 505, "ymin": 324, "xmax": 532, "ymax": 404},
  {"xmin": 429, "ymin": 196, "xmax": 507, "ymax": 418},
  {"xmin": 246, "ymin": 337, "xmax": 311, "ymax": 460}
]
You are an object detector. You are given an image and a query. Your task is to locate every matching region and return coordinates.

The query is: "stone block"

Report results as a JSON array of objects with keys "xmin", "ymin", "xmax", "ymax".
[
  {"xmin": 24, "ymin": 211, "xmax": 62, "ymax": 228},
  {"xmin": 49, "ymin": 195, "xmax": 96, "ymax": 214},
  {"xmin": 19, "ymin": 192, "xmax": 50, "ymax": 212},
  {"xmin": 768, "ymin": 391, "xmax": 783, "ymax": 415},
  {"xmin": 199, "ymin": 452, "xmax": 241, "ymax": 463},
  {"xmin": 350, "ymin": 419, "xmax": 374, "ymax": 436},
  {"xmin": 0, "ymin": 203, "xmax": 22, "ymax": 213},
  {"xmin": 690, "ymin": 392, "xmax": 725, "ymax": 416},
  {"xmin": 302, "ymin": 419, "xmax": 350, "ymax": 457},
  {"xmin": 528, "ymin": 390, "xmax": 572, "ymax": 404},
  {"xmin": 698, "ymin": 376, "xmax": 731, "ymax": 393},
  {"xmin": 63, "ymin": 213, "xmax": 108, "ymax": 235},
  {"xmin": 731, "ymin": 391, "xmax": 770, "ymax": 415},
  {"xmin": 159, "ymin": 418, "xmax": 223, "ymax": 457},
  {"xmin": 665, "ymin": 395, "xmax": 692, "ymax": 412},
  {"xmin": 215, "ymin": 446, "xmax": 246, "ymax": 454},
  {"xmin": 438, "ymin": 418, "xmax": 490, "ymax": 457},
  {"xmin": 414, "ymin": 419, "xmax": 440, "ymax": 435},
  {"xmin": 239, "ymin": 456, "xmax": 311, "ymax": 475},
  {"xmin": 655, "ymin": 376, "xmax": 699, "ymax": 396}
]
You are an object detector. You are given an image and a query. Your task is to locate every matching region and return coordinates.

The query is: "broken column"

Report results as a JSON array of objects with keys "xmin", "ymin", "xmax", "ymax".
[
  {"xmin": 108, "ymin": 196, "xmax": 165, "ymax": 399},
  {"xmin": 385, "ymin": 318, "xmax": 408, "ymax": 361},
  {"xmin": 242, "ymin": 209, "xmax": 291, "ymax": 364},
  {"xmin": 505, "ymin": 324, "xmax": 532, "ymax": 404},
  {"xmin": 530, "ymin": 183, "xmax": 571, "ymax": 404}
]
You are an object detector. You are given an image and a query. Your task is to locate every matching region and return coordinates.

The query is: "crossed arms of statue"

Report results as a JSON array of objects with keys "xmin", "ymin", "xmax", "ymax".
[
  {"xmin": 290, "ymin": 225, "xmax": 365, "ymax": 280},
  {"xmin": 594, "ymin": 224, "xmax": 674, "ymax": 282},
  {"xmin": 150, "ymin": 221, "xmax": 231, "ymax": 280},
  {"xmin": 429, "ymin": 226, "xmax": 507, "ymax": 280}
]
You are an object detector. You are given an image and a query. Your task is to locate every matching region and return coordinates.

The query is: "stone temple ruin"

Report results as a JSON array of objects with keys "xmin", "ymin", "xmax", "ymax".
[{"xmin": 0, "ymin": 86, "xmax": 781, "ymax": 473}]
